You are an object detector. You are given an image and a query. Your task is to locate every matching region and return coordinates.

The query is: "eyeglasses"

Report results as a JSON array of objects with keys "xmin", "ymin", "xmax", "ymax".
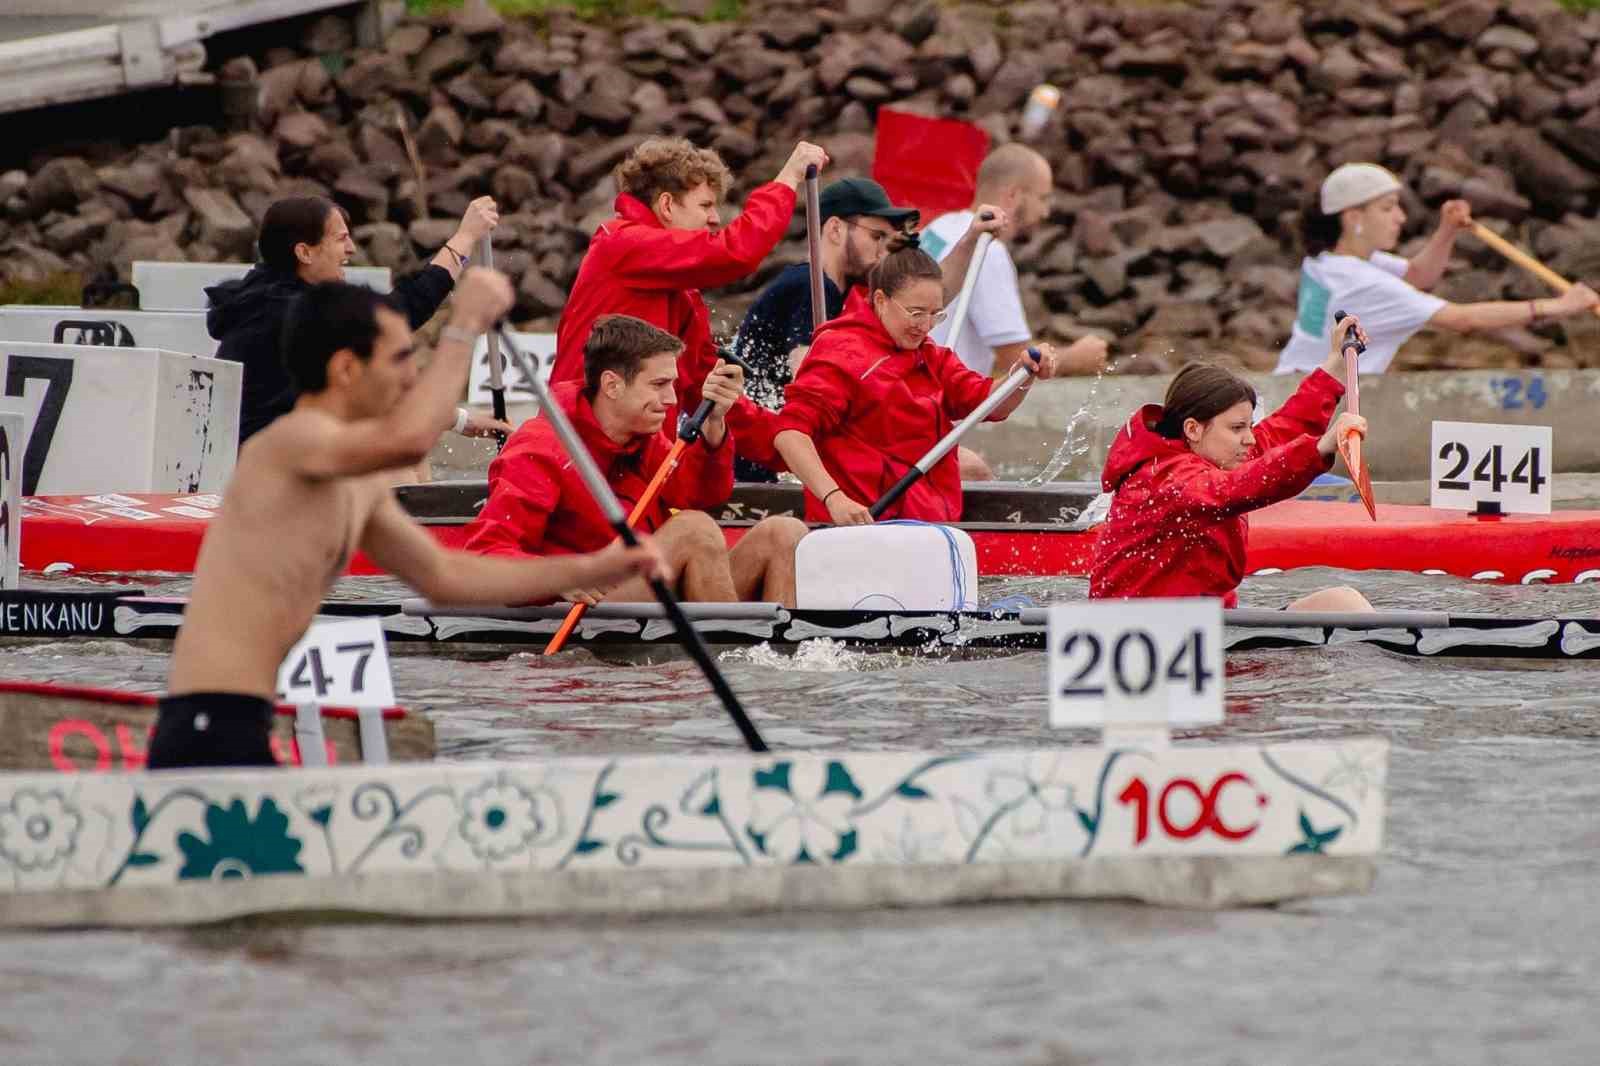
[
  {"xmin": 846, "ymin": 221, "xmax": 899, "ymax": 247},
  {"xmin": 887, "ymin": 296, "xmax": 947, "ymax": 327}
]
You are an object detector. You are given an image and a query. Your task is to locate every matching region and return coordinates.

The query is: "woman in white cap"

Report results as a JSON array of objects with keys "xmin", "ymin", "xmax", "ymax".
[{"xmin": 1275, "ymin": 162, "xmax": 1599, "ymax": 374}]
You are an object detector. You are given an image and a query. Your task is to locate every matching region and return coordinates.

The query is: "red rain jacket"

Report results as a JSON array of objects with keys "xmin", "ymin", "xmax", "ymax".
[
  {"xmin": 1089, "ymin": 368, "xmax": 1344, "ymax": 606},
  {"xmin": 774, "ymin": 296, "xmax": 998, "ymax": 522},
  {"xmin": 551, "ymin": 186, "xmax": 795, "ymax": 467},
  {"xmin": 460, "ymin": 381, "xmax": 733, "ymax": 569}
]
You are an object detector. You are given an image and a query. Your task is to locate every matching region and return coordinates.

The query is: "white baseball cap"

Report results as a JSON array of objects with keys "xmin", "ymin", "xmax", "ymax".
[{"xmin": 1320, "ymin": 163, "xmax": 1402, "ymax": 215}]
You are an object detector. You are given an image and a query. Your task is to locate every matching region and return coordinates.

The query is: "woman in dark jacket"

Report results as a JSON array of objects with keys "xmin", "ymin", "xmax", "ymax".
[{"xmin": 207, "ymin": 194, "xmax": 511, "ymax": 442}]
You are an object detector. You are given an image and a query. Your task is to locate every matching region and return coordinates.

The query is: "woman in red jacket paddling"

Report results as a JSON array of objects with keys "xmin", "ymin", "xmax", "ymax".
[
  {"xmin": 773, "ymin": 248, "xmax": 1063, "ymax": 523},
  {"xmin": 1090, "ymin": 314, "xmax": 1374, "ymax": 611}
]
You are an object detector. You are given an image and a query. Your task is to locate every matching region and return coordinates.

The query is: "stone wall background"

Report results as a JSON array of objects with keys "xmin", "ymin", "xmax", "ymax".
[{"xmin": 4, "ymin": 0, "xmax": 1600, "ymax": 371}]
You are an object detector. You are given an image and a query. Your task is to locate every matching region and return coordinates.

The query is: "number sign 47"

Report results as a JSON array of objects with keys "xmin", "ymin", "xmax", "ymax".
[
  {"xmin": 275, "ymin": 617, "xmax": 395, "ymax": 708},
  {"xmin": 1048, "ymin": 600, "xmax": 1224, "ymax": 729}
]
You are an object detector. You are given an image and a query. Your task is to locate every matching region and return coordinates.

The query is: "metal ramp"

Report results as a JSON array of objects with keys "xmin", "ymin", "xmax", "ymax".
[{"xmin": 0, "ymin": 1, "xmax": 382, "ymax": 116}]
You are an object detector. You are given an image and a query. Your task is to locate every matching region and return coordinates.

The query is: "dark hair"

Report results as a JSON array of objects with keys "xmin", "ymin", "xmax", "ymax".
[
  {"xmin": 1155, "ymin": 363, "xmax": 1257, "ymax": 439},
  {"xmin": 1299, "ymin": 194, "xmax": 1343, "ymax": 257},
  {"xmin": 866, "ymin": 247, "xmax": 943, "ymax": 300},
  {"xmin": 281, "ymin": 282, "xmax": 401, "ymax": 394},
  {"xmin": 583, "ymin": 314, "xmax": 685, "ymax": 399},
  {"xmin": 259, "ymin": 196, "xmax": 348, "ymax": 274}
]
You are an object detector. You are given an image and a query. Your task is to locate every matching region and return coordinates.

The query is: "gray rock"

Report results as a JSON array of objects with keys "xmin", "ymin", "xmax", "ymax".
[
  {"xmin": 183, "ymin": 187, "xmax": 255, "ymax": 256},
  {"xmin": 519, "ymin": 268, "xmax": 568, "ymax": 314},
  {"xmin": 409, "ymin": 217, "xmax": 460, "ymax": 251},
  {"xmin": 27, "ymin": 158, "xmax": 98, "ymax": 215},
  {"xmin": 1505, "ymin": 128, "xmax": 1597, "ymax": 213},
  {"xmin": 496, "ymin": 81, "xmax": 544, "ymax": 121},
  {"xmin": 275, "ymin": 111, "xmax": 331, "ymax": 150},
  {"xmin": 386, "ymin": 24, "xmax": 433, "ymax": 59},
  {"xmin": 338, "ymin": 52, "xmax": 409, "ymax": 101},
  {"xmin": 1476, "ymin": 25, "xmax": 1540, "ymax": 57},
  {"xmin": 416, "ymin": 106, "xmax": 464, "ymax": 162},
  {"xmin": 492, "ymin": 165, "xmax": 539, "ymax": 211},
  {"xmin": 415, "ymin": 33, "xmax": 475, "ymax": 83},
  {"xmin": 334, "ymin": 172, "xmax": 390, "ymax": 224}
]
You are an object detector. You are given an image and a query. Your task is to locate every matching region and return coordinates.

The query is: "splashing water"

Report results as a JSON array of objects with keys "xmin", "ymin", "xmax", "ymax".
[
  {"xmin": 718, "ymin": 638, "xmax": 901, "ymax": 673},
  {"xmin": 1026, "ymin": 349, "xmax": 1143, "ymax": 485}
]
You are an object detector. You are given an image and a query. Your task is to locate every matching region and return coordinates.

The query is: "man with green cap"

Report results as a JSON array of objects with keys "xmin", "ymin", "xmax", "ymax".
[{"xmin": 731, "ymin": 177, "xmax": 1001, "ymax": 480}]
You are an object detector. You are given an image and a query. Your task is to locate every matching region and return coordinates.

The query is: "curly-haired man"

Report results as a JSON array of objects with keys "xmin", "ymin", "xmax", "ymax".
[{"xmin": 550, "ymin": 136, "xmax": 829, "ymax": 474}]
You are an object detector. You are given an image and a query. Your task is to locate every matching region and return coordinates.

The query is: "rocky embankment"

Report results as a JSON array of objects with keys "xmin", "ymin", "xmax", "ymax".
[{"xmin": 4, "ymin": 0, "xmax": 1600, "ymax": 371}]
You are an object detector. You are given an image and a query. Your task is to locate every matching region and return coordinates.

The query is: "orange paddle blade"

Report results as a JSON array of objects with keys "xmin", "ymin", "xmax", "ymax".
[
  {"xmin": 1337, "ymin": 428, "xmax": 1377, "ymax": 521},
  {"xmin": 543, "ymin": 439, "xmax": 688, "ymax": 654}
]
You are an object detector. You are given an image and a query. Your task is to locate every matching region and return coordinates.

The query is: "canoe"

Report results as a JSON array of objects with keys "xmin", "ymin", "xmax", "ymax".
[
  {"xmin": 0, "ymin": 735, "xmax": 1388, "ymax": 925},
  {"xmin": 0, "ymin": 679, "xmax": 434, "ymax": 772},
  {"xmin": 970, "ymin": 367, "xmax": 1600, "ymax": 482},
  {"xmin": 15, "ymin": 590, "xmax": 1600, "ymax": 663},
  {"xmin": 20, "ymin": 485, "xmax": 1600, "ymax": 585}
]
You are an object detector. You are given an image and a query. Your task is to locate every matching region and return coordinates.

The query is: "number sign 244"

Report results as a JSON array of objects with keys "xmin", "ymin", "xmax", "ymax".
[{"xmin": 1436, "ymin": 441, "xmax": 1545, "ymax": 494}]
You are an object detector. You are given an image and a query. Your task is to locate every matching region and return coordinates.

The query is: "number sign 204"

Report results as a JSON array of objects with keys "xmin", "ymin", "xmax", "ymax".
[
  {"xmin": 275, "ymin": 617, "xmax": 395, "ymax": 708},
  {"xmin": 1429, "ymin": 420, "xmax": 1552, "ymax": 515},
  {"xmin": 1047, "ymin": 600, "xmax": 1223, "ymax": 729}
]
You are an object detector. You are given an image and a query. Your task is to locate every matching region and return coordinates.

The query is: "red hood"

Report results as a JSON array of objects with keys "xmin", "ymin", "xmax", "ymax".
[
  {"xmin": 610, "ymin": 192, "xmax": 661, "ymax": 230},
  {"xmin": 549, "ymin": 380, "xmax": 651, "ymax": 472},
  {"xmin": 1102, "ymin": 404, "xmax": 1191, "ymax": 493},
  {"xmin": 811, "ymin": 296, "xmax": 937, "ymax": 363}
]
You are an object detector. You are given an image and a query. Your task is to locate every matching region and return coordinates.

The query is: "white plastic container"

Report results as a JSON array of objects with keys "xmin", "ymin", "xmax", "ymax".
[{"xmin": 795, "ymin": 524, "xmax": 979, "ymax": 611}]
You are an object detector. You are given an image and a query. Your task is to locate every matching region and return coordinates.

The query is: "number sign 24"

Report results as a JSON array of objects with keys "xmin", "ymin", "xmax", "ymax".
[
  {"xmin": 1048, "ymin": 600, "xmax": 1224, "ymax": 729},
  {"xmin": 1430, "ymin": 421, "xmax": 1553, "ymax": 515},
  {"xmin": 275, "ymin": 617, "xmax": 395, "ymax": 708}
]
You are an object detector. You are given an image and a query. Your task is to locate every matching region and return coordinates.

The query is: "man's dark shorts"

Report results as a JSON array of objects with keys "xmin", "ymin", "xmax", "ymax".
[{"xmin": 147, "ymin": 692, "xmax": 277, "ymax": 769}]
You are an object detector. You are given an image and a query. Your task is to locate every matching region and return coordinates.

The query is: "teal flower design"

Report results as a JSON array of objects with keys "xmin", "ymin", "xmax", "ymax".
[
  {"xmin": 0, "ymin": 788, "xmax": 83, "ymax": 873},
  {"xmin": 177, "ymin": 797, "xmax": 304, "ymax": 880},
  {"xmin": 746, "ymin": 760, "xmax": 861, "ymax": 864},
  {"xmin": 1287, "ymin": 810, "xmax": 1342, "ymax": 855}
]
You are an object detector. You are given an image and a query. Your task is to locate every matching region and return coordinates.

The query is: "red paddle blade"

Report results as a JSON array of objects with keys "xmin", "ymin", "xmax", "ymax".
[
  {"xmin": 872, "ymin": 108, "xmax": 990, "ymax": 221},
  {"xmin": 1338, "ymin": 432, "xmax": 1378, "ymax": 521}
]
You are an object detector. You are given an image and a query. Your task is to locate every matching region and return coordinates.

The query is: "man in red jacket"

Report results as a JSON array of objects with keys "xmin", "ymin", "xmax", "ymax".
[
  {"xmin": 551, "ymin": 136, "xmax": 829, "ymax": 471},
  {"xmin": 464, "ymin": 315, "xmax": 808, "ymax": 606}
]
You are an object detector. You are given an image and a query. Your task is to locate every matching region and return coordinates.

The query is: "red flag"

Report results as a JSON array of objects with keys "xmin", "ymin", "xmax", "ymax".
[{"xmin": 872, "ymin": 108, "xmax": 990, "ymax": 223}]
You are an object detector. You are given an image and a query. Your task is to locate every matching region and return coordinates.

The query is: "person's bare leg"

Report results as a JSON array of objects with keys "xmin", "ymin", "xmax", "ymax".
[
  {"xmin": 728, "ymin": 516, "xmax": 807, "ymax": 607},
  {"xmin": 602, "ymin": 510, "xmax": 736, "ymax": 602},
  {"xmin": 958, "ymin": 445, "xmax": 993, "ymax": 481},
  {"xmin": 1287, "ymin": 586, "xmax": 1373, "ymax": 612}
]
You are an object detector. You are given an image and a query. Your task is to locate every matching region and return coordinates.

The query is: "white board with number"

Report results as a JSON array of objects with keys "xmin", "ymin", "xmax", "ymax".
[
  {"xmin": 1430, "ymin": 420, "xmax": 1552, "ymax": 515},
  {"xmin": 468, "ymin": 331, "xmax": 553, "ymax": 406},
  {"xmin": 275, "ymin": 617, "xmax": 395, "ymax": 708},
  {"xmin": 1048, "ymin": 599, "xmax": 1223, "ymax": 729}
]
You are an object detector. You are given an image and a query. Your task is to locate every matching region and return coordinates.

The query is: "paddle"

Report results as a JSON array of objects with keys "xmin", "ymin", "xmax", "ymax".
[
  {"xmin": 942, "ymin": 217, "xmax": 995, "ymax": 345},
  {"xmin": 1470, "ymin": 222, "xmax": 1600, "ymax": 321},
  {"xmin": 1332, "ymin": 310, "xmax": 1376, "ymax": 521},
  {"xmin": 869, "ymin": 347, "xmax": 1039, "ymax": 519},
  {"xmin": 805, "ymin": 164, "xmax": 825, "ymax": 334},
  {"xmin": 497, "ymin": 328, "xmax": 769, "ymax": 752},
  {"xmin": 543, "ymin": 346, "xmax": 755, "ymax": 655},
  {"xmin": 477, "ymin": 234, "xmax": 509, "ymax": 449}
]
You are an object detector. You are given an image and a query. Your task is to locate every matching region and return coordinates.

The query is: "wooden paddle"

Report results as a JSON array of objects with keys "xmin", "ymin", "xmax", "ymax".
[
  {"xmin": 869, "ymin": 348, "xmax": 1039, "ymax": 519},
  {"xmin": 1332, "ymin": 310, "xmax": 1377, "ymax": 521},
  {"xmin": 498, "ymin": 329, "xmax": 769, "ymax": 752},
  {"xmin": 543, "ymin": 347, "xmax": 754, "ymax": 655},
  {"xmin": 1471, "ymin": 222, "xmax": 1600, "ymax": 320},
  {"xmin": 805, "ymin": 164, "xmax": 826, "ymax": 333}
]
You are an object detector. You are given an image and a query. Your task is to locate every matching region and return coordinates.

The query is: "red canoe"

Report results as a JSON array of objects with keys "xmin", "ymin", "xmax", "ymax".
[{"xmin": 18, "ymin": 492, "xmax": 1600, "ymax": 585}]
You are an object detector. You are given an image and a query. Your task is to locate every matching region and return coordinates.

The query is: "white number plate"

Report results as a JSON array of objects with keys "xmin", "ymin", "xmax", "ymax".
[
  {"xmin": 275, "ymin": 616, "xmax": 395, "ymax": 708},
  {"xmin": 1430, "ymin": 420, "xmax": 1551, "ymax": 514},
  {"xmin": 1048, "ymin": 600, "xmax": 1223, "ymax": 728}
]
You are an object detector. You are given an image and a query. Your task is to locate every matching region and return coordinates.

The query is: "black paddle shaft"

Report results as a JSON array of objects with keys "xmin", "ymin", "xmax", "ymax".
[{"xmin": 497, "ymin": 327, "xmax": 769, "ymax": 753}]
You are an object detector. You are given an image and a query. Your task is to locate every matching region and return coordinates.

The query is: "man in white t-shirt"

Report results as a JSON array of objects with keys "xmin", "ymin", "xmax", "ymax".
[{"xmin": 920, "ymin": 144, "xmax": 1108, "ymax": 378}]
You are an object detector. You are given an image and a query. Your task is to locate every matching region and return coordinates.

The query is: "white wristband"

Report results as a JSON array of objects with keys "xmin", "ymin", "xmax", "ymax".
[
  {"xmin": 453, "ymin": 407, "xmax": 470, "ymax": 435},
  {"xmin": 440, "ymin": 324, "xmax": 477, "ymax": 347}
]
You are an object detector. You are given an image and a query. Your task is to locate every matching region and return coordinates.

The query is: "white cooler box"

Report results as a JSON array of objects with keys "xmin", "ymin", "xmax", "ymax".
[{"xmin": 795, "ymin": 524, "xmax": 978, "ymax": 611}]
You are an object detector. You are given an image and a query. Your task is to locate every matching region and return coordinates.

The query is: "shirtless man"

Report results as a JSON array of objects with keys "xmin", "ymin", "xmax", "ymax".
[{"xmin": 150, "ymin": 271, "xmax": 665, "ymax": 769}]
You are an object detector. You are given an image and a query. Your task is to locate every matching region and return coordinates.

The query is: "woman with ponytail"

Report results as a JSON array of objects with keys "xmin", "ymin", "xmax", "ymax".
[
  {"xmin": 773, "ymin": 248, "xmax": 1064, "ymax": 523},
  {"xmin": 1092, "ymin": 316, "xmax": 1374, "ymax": 611}
]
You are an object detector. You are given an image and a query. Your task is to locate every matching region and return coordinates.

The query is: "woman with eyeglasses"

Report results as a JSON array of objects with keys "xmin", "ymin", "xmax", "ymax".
[{"xmin": 773, "ymin": 248, "xmax": 1063, "ymax": 524}]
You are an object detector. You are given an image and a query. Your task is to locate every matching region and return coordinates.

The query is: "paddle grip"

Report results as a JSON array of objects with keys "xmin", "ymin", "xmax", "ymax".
[
  {"xmin": 1332, "ymin": 310, "xmax": 1366, "ymax": 355},
  {"xmin": 677, "ymin": 346, "xmax": 754, "ymax": 444}
]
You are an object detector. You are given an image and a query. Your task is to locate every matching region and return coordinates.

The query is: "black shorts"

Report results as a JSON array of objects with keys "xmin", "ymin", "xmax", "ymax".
[{"xmin": 147, "ymin": 692, "xmax": 277, "ymax": 770}]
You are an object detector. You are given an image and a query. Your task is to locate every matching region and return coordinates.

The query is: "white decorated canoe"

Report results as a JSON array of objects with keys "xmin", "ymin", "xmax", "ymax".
[{"xmin": 0, "ymin": 738, "xmax": 1387, "ymax": 925}]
